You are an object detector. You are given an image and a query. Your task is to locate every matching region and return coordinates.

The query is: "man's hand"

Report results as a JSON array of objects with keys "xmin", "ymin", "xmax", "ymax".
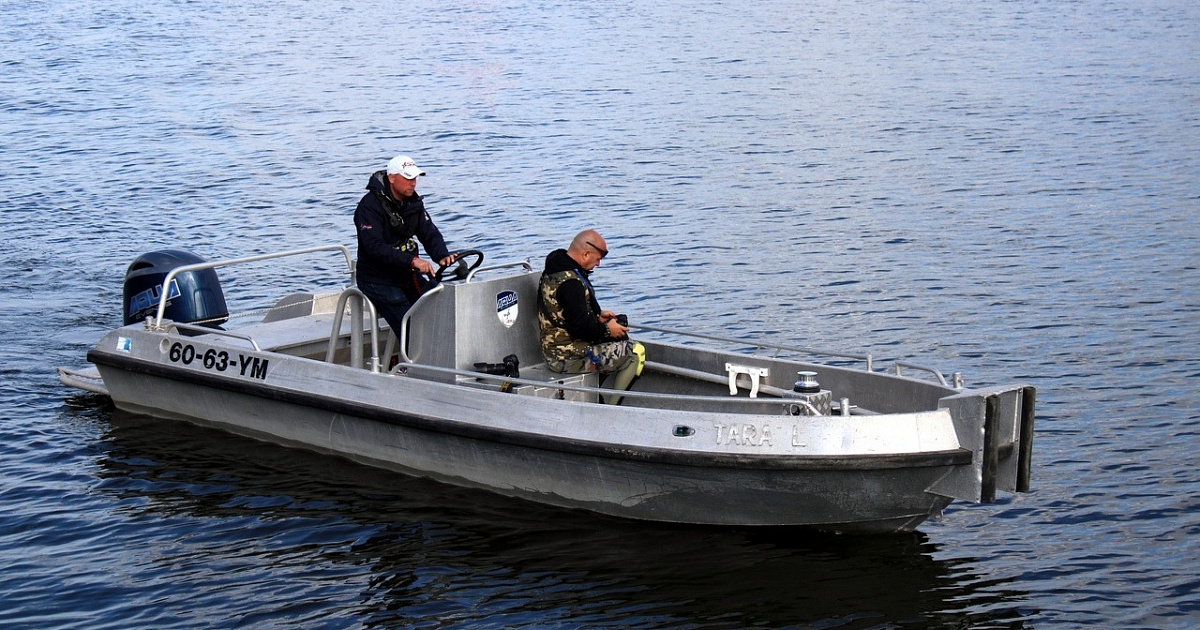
[
  {"xmin": 604, "ymin": 317, "xmax": 629, "ymax": 339},
  {"xmin": 411, "ymin": 256, "xmax": 435, "ymax": 275},
  {"xmin": 437, "ymin": 253, "xmax": 459, "ymax": 267}
]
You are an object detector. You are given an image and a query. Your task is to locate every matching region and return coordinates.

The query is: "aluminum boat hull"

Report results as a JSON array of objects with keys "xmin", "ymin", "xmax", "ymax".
[{"xmin": 91, "ymin": 342, "xmax": 962, "ymax": 532}]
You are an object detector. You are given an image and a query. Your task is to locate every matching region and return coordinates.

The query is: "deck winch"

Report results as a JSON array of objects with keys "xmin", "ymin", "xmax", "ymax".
[{"xmin": 786, "ymin": 370, "xmax": 833, "ymax": 415}]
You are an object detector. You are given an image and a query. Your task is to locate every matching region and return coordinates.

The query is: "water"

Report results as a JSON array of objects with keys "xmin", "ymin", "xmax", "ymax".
[{"xmin": 2, "ymin": 0, "xmax": 1197, "ymax": 627}]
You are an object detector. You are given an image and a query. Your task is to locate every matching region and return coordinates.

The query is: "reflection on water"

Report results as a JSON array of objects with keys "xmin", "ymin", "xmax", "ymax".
[{"xmin": 81, "ymin": 407, "xmax": 1029, "ymax": 629}]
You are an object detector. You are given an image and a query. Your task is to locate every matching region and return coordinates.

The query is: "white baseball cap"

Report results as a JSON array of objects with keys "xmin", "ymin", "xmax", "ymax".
[{"xmin": 386, "ymin": 155, "xmax": 425, "ymax": 179}]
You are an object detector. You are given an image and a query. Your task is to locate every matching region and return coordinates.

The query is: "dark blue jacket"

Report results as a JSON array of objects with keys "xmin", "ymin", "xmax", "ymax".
[{"xmin": 354, "ymin": 170, "xmax": 451, "ymax": 291}]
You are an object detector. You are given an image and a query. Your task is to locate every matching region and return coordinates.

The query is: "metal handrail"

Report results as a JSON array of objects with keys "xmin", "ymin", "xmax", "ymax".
[
  {"xmin": 392, "ymin": 361, "xmax": 828, "ymax": 410},
  {"xmin": 397, "ymin": 283, "xmax": 445, "ymax": 363},
  {"xmin": 161, "ymin": 322, "xmax": 262, "ymax": 351},
  {"xmin": 632, "ymin": 323, "xmax": 950, "ymax": 386},
  {"xmin": 893, "ymin": 361, "xmax": 949, "ymax": 387},
  {"xmin": 631, "ymin": 323, "xmax": 875, "ymax": 369},
  {"xmin": 466, "ymin": 260, "xmax": 533, "ymax": 282},
  {"xmin": 151, "ymin": 244, "xmax": 355, "ymax": 329},
  {"xmin": 327, "ymin": 287, "xmax": 382, "ymax": 372}
]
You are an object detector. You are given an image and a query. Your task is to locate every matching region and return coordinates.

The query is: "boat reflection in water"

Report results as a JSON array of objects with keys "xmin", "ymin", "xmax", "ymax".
[{"xmin": 85, "ymin": 407, "xmax": 1033, "ymax": 629}]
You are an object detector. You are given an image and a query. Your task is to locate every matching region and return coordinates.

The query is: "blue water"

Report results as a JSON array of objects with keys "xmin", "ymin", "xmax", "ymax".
[{"xmin": 2, "ymin": 0, "xmax": 1198, "ymax": 627}]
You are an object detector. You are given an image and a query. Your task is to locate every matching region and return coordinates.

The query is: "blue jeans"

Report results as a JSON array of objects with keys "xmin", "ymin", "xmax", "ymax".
[{"xmin": 357, "ymin": 279, "xmax": 416, "ymax": 335}]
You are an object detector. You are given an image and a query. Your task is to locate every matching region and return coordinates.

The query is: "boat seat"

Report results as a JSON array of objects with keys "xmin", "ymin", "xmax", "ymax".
[
  {"xmin": 511, "ymin": 363, "xmax": 599, "ymax": 402},
  {"xmin": 520, "ymin": 363, "xmax": 600, "ymax": 385},
  {"xmin": 456, "ymin": 361, "xmax": 599, "ymax": 402}
]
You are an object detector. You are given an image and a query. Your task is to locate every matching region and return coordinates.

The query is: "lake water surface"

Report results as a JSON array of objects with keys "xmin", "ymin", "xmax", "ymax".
[{"xmin": 2, "ymin": 0, "xmax": 1198, "ymax": 628}]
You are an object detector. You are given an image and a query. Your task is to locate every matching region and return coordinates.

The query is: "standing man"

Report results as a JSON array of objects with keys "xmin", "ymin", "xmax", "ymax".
[
  {"xmin": 354, "ymin": 155, "xmax": 458, "ymax": 334},
  {"xmin": 538, "ymin": 229, "xmax": 645, "ymax": 405}
]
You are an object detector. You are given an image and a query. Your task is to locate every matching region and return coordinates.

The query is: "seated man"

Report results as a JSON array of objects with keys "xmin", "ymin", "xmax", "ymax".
[{"xmin": 537, "ymin": 229, "xmax": 645, "ymax": 405}]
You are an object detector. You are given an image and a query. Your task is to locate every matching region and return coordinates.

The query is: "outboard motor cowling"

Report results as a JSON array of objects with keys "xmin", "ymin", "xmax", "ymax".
[{"xmin": 123, "ymin": 249, "xmax": 228, "ymax": 327}]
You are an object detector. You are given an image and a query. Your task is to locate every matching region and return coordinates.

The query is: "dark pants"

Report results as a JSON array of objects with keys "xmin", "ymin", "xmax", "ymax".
[{"xmin": 357, "ymin": 279, "xmax": 416, "ymax": 335}]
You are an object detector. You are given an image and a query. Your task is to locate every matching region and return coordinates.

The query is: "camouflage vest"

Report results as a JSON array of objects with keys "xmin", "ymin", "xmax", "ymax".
[{"xmin": 538, "ymin": 269, "xmax": 594, "ymax": 363}]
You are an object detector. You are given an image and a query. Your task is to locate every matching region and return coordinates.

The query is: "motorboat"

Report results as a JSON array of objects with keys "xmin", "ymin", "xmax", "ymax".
[{"xmin": 58, "ymin": 244, "xmax": 1035, "ymax": 533}]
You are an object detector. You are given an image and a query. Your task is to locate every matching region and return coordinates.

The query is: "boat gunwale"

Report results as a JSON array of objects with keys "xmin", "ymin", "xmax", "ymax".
[{"xmin": 89, "ymin": 347, "xmax": 973, "ymax": 472}]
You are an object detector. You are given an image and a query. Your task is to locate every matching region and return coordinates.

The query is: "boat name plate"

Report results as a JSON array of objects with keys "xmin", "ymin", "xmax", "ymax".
[{"xmin": 713, "ymin": 422, "xmax": 826, "ymax": 448}]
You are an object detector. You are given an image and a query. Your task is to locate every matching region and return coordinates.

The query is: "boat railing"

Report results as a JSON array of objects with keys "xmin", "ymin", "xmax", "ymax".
[
  {"xmin": 327, "ymin": 287, "xmax": 382, "ymax": 372},
  {"xmin": 631, "ymin": 323, "xmax": 952, "ymax": 387},
  {"xmin": 166, "ymin": 322, "xmax": 263, "ymax": 351},
  {"xmin": 631, "ymin": 323, "xmax": 876, "ymax": 370},
  {"xmin": 465, "ymin": 260, "xmax": 534, "ymax": 282},
  {"xmin": 150, "ymin": 244, "xmax": 356, "ymax": 330},
  {"xmin": 393, "ymin": 360, "xmax": 828, "ymax": 413},
  {"xmin": 639, "ymin": 360, "xmax": 827, "ymax": 415},
  {"xmin": 397, "ymin": 284, "xmax": 445, "ymax": 364},
  {"xmin": 146, "ymin": 248, "xmax": 951, "ymax": 388},
  {"xmin": 893, "ymin": 361, "xmax": 951, "ymax": 388}
]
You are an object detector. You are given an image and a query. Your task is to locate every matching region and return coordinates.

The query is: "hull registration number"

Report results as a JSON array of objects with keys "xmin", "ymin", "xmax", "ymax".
[{"xmin": 167, "ymin": 342, "xmax": 270, "ymax": 380}]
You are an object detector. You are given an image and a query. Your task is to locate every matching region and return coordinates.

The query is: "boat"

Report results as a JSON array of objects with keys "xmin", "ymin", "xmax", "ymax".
[{"xmin": 58, "ymin": 244, "xmax": 1035, "ymax": 533}]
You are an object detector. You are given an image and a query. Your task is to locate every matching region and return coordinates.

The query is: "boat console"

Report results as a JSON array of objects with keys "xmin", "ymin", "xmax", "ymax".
[{"xmin": 401, "ymin": 262, "xmax": 600, "ymax": 400}]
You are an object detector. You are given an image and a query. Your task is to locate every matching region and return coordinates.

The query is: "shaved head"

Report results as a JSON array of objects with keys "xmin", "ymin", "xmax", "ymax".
[
  {"xmin": 566, "ymin": 229, "xmax": 608, "ymax": 271},
  {"xmin": 569, "ymin": 229, "xmax": 604, "ymax": 254}
]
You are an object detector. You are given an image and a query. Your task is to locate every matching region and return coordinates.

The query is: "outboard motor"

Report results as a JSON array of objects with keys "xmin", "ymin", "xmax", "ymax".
[{"xmin": 123, "ymin": 249, "xmax": 228, "ymax": 328}]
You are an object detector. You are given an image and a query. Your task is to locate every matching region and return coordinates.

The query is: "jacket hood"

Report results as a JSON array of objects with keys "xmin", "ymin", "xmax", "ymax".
[
  {"xmin": 366, "ymin": 170, "xmax": 389, "ymax": 195},
  {"xmin": 544, "ymin": 248, "xmax": 589, "ymax": 277}
]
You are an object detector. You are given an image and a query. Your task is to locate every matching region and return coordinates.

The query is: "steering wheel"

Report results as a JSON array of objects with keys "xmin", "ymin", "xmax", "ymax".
[{"xmin": 432, "ymin": 249, "xmax": 485, "ymax": 283}]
